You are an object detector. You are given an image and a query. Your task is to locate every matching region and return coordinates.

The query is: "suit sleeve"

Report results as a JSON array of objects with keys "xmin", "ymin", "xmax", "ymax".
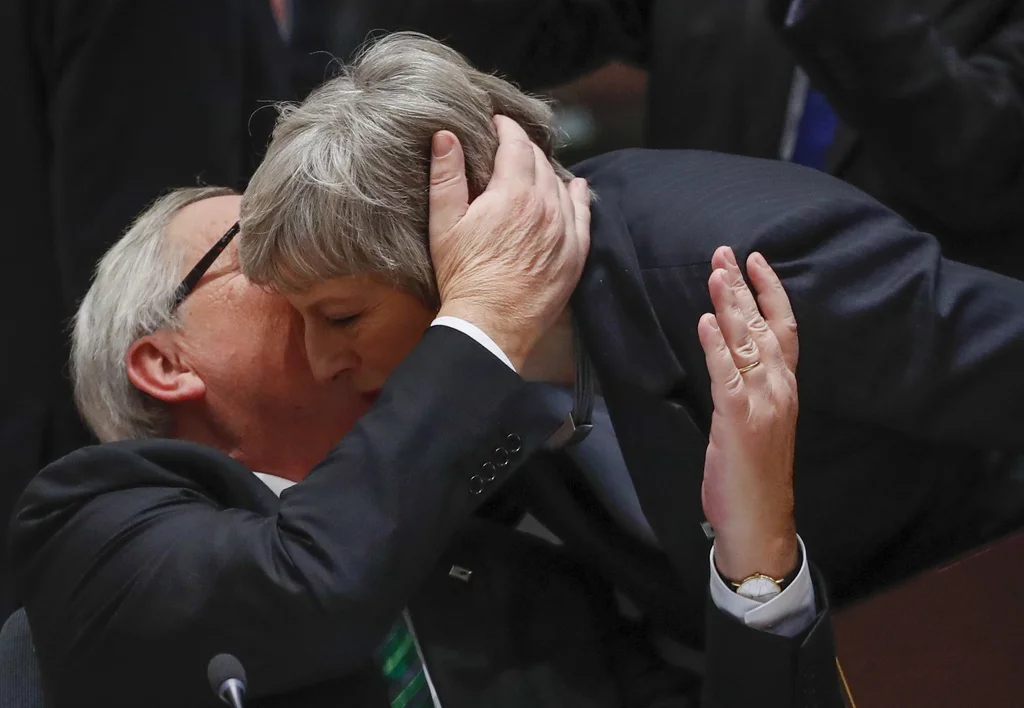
[
  {"xmin": 769, "ymin": 0, "xmax": 1024, "ymax": 233},
  {"xmin": 760, "ymin": 183, "xmax": 1024, "ymax": 452},
  {"xmin": 10, "ymin": 327, "xmax": 564, "ymax": 707},
  {"xmin": 702, "ymin": 567, "xmax": 844, "ymax": 708},
  {"xmin": 606, "ymin": 148, "xmax": 1024, "ymax": 451}
]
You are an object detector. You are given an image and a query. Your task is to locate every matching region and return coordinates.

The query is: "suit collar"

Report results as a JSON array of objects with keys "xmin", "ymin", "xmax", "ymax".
[
  {"xmin": 520, "ymin": 454, "xmax": 703, "ymax": 643},
  {"xmin": 568, "ymin": 187, "xmax": 713, "ymax": 638},
  {"xmin": 254, "ymin": 472, "xmax": 297, "ymax": 497},
  {"xmin": 571, "ymin": 193, "xmax": 685, "ymax": 398},
  {"xmin": 116, "ymin": 438, "xmax": 283, "ymax": 514}
]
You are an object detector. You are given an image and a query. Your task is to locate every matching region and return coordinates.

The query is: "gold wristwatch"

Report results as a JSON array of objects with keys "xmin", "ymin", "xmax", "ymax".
[{"xmin": 726, "ymin": 546, "xmax": 803, "ymax": 602}]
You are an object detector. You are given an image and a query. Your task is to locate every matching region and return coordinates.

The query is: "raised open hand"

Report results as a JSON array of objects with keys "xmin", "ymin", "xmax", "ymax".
[{"xmin": 698, "ymin": 246, "xmax": 800, "ymax": 582}]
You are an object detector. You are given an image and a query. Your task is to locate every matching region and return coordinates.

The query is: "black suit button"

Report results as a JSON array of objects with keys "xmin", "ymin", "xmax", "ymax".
[
  {"xmin": 480, "ymin": 462, "xmax": 497, "ymax": 482},
  {"xmin": 505, "ymin": 433, "xmax": 522, "ymax": 454},
  {"xmin": 492, "ymin": 447, "xmax": 509, "ymax": 468},
  {"xmin": 469, "ymin": 475, "xmax": 486, "ymax": 495}
]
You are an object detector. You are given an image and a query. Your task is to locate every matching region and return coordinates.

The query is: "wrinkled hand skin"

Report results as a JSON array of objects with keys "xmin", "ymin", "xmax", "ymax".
[
  {"xmin": 698, "ymin": 246, "xmax": 801, "ymax": 583},
  {"xmin": 427, "ymin": 115, "xmax": 591, "ymax": 370}
]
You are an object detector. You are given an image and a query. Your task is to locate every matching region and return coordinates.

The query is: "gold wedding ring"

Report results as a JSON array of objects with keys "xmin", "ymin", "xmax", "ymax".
[{"xmin": 737, "ymin": 361, "xmax": 762, "ymax": 374}]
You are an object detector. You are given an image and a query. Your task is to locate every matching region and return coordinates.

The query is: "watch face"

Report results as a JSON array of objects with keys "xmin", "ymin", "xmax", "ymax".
[{"xmin": 736, "ymin": 576, "xmax": 782, "ymax": 602}]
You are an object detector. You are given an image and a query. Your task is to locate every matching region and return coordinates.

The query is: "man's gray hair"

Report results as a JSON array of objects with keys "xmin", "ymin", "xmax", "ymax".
[
  {"xmin": 239, "ymin": 32, "xmax": 573, "ymax": 304},
  {"xmin": 72, "ymin": 186, "xmax": 236, "ymax": 441}
]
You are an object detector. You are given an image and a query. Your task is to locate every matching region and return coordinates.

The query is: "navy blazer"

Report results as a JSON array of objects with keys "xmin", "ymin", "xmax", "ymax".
[
  {"xmin": 11, "ymin": 322, "xmax": 842, "ymax": 708},
  {"xmin": 569, "ymin": 149, "xmax": 1024, "ymax": 623}
]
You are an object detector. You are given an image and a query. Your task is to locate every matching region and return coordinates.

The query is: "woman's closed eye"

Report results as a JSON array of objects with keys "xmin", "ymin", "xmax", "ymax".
[{"xmin": 326, "ymin": 312, "xmax": 362, "ymax": 327}]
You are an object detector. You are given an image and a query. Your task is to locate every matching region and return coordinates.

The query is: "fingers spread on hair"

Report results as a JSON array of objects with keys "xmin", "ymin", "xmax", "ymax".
[
  {"xmin": 569, "ymin": 179, "xmax": 591, "ymax": 255},
  {"xmin": 533, "ymin": 142, "xmax": 558, "ymax": 193},
  {"xmin": 428, "ymin": 131, "xmax": 469, "ymax": 238},
  {"xmin": 490, "ymin": 116, "xmax": 536, "ymax": 189},
  {"xmin": 493, "ymin": 114, "xmax": 530, "ymax": 142},
  {"xmin": 556, "ymin": 176, "xmax": 575, "ymax": 249}
]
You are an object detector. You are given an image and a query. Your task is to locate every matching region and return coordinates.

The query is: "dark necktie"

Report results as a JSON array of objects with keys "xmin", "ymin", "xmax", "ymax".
[{"xmin": 377, "ymin": 616, "xmax": 431, "ymax": 708}]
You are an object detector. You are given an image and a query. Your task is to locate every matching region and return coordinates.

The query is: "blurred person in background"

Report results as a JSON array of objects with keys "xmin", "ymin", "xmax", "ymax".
[
  {"xmin": 301, "ymin": 0, "xmax": 1024, "ymax": 279},
  {"xmin": 0, "ymin": 0, "xmax": 293, "ymax": 619}
]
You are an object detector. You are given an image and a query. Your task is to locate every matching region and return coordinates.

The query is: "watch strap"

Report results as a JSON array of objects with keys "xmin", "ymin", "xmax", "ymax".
[{"xmin": 721, "ymin": 542, "xmax": 804, "ymax": 593}]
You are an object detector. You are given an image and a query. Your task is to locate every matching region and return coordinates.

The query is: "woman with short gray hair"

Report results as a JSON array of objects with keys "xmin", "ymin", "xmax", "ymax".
[{"xmin": 240, "ymin": 32, "xmax": 574, "ymax": 304}]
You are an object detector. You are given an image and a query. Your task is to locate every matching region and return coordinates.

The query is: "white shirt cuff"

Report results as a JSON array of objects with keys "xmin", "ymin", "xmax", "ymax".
[
  {"xmin": 431, "ymin": 316, "xmax": 516, "ymax": 372},
  {"xmin": 708, "ymin": 536, "xmax": 817, "ymax": 638}
]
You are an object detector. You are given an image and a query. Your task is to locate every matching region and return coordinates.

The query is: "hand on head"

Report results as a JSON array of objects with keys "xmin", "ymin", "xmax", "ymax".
[
  {"xmin": 698, "ymin": 246, "xmax": 801, "ymax": 582},
  {"xmin": 427, "ymin": 115, "xmax": 591, "ymax": 370}
]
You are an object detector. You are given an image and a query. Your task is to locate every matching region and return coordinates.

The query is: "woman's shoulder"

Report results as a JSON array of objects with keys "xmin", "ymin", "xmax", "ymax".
[
  {"xmin": 572, "ymin": 147, "xmax": 831, "ymax": 184},
  {"xmin": 572, "ymin": 148, "xmax": 874, "ymax": 219}
]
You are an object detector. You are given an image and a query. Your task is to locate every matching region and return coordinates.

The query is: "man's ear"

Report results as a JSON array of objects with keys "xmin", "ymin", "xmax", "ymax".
[{"xmin": 126, "ymin": 332, "xmax": 205, "ymax": 404}]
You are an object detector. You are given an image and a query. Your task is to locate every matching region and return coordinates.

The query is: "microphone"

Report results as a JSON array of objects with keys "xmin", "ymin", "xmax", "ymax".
[{"xmin": 207, "ymin": 653, "xmax": 247, "ymax": 708}]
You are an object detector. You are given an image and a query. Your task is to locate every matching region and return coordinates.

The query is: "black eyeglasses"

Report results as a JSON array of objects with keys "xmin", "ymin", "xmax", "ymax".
[{"xmin": 170, "ymin": 221, "xmax": 241, "ymax": 311}]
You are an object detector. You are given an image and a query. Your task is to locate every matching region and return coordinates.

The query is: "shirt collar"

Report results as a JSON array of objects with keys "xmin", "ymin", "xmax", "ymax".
[{"xmin": 253, "ymin": 472, "xmax": 297, "ymax": 497}]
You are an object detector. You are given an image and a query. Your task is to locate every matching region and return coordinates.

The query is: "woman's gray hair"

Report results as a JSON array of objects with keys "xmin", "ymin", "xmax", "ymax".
[
  {"xmin": 239, "ymin": 32, "xmax": 573, "ymax": 304},
  {"xmin": 72, "ymin": 186, "xmax": 236, "ymax": 441}
]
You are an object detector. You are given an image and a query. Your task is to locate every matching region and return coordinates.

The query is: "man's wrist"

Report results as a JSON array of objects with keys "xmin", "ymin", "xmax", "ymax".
[
  {"xmin": 708, "ymin": 537, "xmax": 817, "ymax": 635},
  {"xmin": 713, "ymin": 529, "xmax": 800, "ymax": 584},
  {"xmin": 437, "ymin": 300, "xmax": 530, "ymax": 370},
  {"xmin": 431, "ymin": 316, "xmax": 516, "ymax": 371}
]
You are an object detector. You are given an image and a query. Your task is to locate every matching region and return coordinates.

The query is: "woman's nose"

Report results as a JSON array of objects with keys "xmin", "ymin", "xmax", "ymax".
[{"xmin": 305, "ymin": 329, "xmax": 356, "ymax": 383}]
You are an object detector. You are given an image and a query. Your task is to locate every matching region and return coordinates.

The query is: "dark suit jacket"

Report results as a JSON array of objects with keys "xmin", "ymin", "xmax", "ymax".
[
  {"xmin": 332, "ymin": 0, "xmax": 1024, "ymax": 278},
  {"xmin": 0, "ymin": 0, "xmax": 292, "ymax": 619},
  {"xmin": 569, "ymin": 149, "xmax": 1024, "ymax": 615},
  {"xmin": 10, "ymin": 325, "xmax": 841, "ymax": 708}
]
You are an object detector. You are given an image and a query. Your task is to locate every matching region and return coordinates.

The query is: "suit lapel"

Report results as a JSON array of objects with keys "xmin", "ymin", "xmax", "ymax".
[
  {"xmin": 522, "ymin": 453, "xmax": 705, "ymax": 643},
  {"xmin": 569, "ymin": 197, "xmax": 682, "ymax": 393},
  {"xmin": 571, "ymin": 199, "xmax": 714, "ymax": 633},
  {"xmin": 595, "ymin": 385, "xmax": 715, "ymax": 632},
  {"xmin": 408, "ymin": 517, "xmax": 625, "ymax": 708}
]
